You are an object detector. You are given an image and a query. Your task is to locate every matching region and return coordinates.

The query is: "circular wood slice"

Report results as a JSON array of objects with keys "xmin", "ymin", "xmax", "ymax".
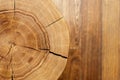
[{"xmin": 0, "ymin": 0, "xmax": 69, "ymax": 80}]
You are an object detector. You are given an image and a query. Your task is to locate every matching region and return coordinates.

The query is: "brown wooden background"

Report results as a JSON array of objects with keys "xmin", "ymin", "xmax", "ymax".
[{"xmin": 52, "ymin": 0, "xmax": 120, "ymax": 80}]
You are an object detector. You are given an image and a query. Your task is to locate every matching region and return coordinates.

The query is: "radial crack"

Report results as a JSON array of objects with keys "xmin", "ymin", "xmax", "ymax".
[
  {"xmin": 8, "ymin": 42, "xmax": 50, "ymax": 52},
  {"xmin": 11, "ymin": 53, "xmax": 14, "ymax": 80},
  {"xmin": 49, "ymin": 51, "xmax": 67, "ymax": 59},
  {"xmin": 21, "ymin": 45, "xmax": 49, "ymax": 51},
  {"xmin": 13, "ymin": 43, "xmax": 67, "ymax": 59},
  {"xmin": 13, "ymin": 43, "xmax": 50, "ymax": 52},
  {"xmin": 46, "ymin": 17, "xmax": 63, "ymax": 27},
  {"xmin": 6, "ymin": 44, "xmax": 13, "ymax": 57},
  {"xmin": 8, "ymin": 44, "xmax": 14, "ymax": 80},
  {"xmin": 14, "ymin": 0, "xmax": 16, "ymax": 17},
  {"xmin": 11, "ymin": 74, "xmax": 14, "ymax": 80}
]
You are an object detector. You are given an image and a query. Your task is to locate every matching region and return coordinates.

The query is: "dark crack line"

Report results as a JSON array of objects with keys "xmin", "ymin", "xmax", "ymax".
[
  {"xmin": 6, "ymin": 44, "xmax": 13, "ymax": 57},
  {"xmin": 11, "ymin": 74, "xmax": 14, "ymax": 80},
  {"xmin": 20, "ymin": 45, "xmax": 67, "ymax": 59},
  {"xmin": 21, "ymin": 45, "xmax": 50, "ymax": 52},
  {"xmin": 9, "ymin": 42, "xmax": 50, "ymax": 52},
  {"xmin": 9, "ymin": 43, "xmax": 67, "ymax": 59},
  {"xmin": 13, "ymin": 43, "xmax": 50, "ymax": 51},
  {"xmin": 49, "ymin": 51, "xmax": 67, "ymax": 59},
  {"xmin": 7, "ymin": 44, "xmax": 14, "ymax": 80},
  {"xmin": 11, "ymin": 53, "xmax": 14, "ymax": 80},
  {"xmin": 18, "ymin": 45, "xmax": 67, "ymax": 59},
  {"xmin": 14, "ymin": 0, "xmax": 16, "ymax": 17},
  {"xmin": 17, "ymin": 45, "xmax": 67, "ymax": 59},
  {"xmin": 46, "ymin": 17, "xmax": 63, "ymax": 27},
  {"xmin": 8, "ymin": 44, "xmax": 14, "ymax": 66}
]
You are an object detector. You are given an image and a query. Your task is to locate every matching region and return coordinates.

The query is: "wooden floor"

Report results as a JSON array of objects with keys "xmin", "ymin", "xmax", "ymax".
[{"xmin": 52, "ymin": 0, "xmax": 120, "ymax": 80}]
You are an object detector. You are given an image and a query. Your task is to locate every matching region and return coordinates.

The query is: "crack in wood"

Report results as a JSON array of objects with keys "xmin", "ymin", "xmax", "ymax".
[
  {"xmin": 49, "ymin": 51, "xmax": 67, "ymax": 59},
  {"xmin": 14, "ymin": 44, "xmax": 67, "ymax": 59},
  {"xmin": 15, "ymin": 44, "xmax": 67, "ymax": 59},
  {"xmin": 19, "ymin": 45, "xmax": 67, "ymax": 59},
  {"xmin": 10, "ymin": 44, "xmax": 14, "ymax": 80},
  {"xmin": 11, "ymin": 74, "xmax": 14, "ymax": 80},
  {"xmin": 20, "ymin": 45, "xmax": 50, "ymax": 51},
  {"xmin": 8, "ymin": 42, "xmax": 50, "ymax": 52},
  {"xmin": 11, "ymin": 53, "xmax": 14, "ymax": 80},
  {"xmin": 14, "ymin": 0, "xmax": 16, "ymax": 18},
  {"xmin": 46, "ymin": 17, "xmax": 63, "ymax": 27},
  {"xmin": 6, "ymin": 44, "xmax": 13, "ymax": 57}
]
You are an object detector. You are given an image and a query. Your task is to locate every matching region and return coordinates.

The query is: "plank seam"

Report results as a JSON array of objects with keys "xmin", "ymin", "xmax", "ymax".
[{"xmin": 100, "ymin": 0, "xmax": 103, "ymax": 79}]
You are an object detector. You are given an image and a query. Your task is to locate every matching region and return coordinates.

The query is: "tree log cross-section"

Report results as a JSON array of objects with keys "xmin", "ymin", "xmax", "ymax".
[{"xmin": 0, "ymin": 0, "xmax": 69, "ymax": 80}]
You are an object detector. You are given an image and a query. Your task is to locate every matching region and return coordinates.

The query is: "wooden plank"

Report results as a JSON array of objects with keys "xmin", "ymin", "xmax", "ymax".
[
  {"xmin": 78, "ymin": 0, "xmax": 102, "ymax": 80},
  {"xmin": 52, "ymin": 1, "xmax": 82, "ymax": 80},
  {"xmin": 52, "ymin": 0, "xmax": 102, "ymax": 80},
  {"xmin": 102, "ymin": 0, "xmax": 120, "ymax": 80}
]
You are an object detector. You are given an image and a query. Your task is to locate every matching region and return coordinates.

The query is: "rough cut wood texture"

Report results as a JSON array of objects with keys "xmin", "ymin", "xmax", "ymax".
[
  {"xmin": 52, "ymin": 0, "xmax": 120, "ymax": 80},
  {"xmin": 0, "ymin": 0, "xmax": 69, "ymax": 80}
]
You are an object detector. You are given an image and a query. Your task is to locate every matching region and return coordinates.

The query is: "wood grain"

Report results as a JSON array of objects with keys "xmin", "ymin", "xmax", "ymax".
[
  {"xmin": 46, "ymin": 19, "xmax": 69, "ymax": 57},
  {"xmin": 52, "ymin": 0, "xmax": 120, "ymax": 80},
  {"xmin": 0, "ymin": 0, "xmax": 69, "ymax": 80},
  {"xmin": 16, "ymin": 0, "xmax": 62, "ymax": 27},
  {"xmin": 102, "ymin": 0, "xmax": 120, "ymax": 80}
]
